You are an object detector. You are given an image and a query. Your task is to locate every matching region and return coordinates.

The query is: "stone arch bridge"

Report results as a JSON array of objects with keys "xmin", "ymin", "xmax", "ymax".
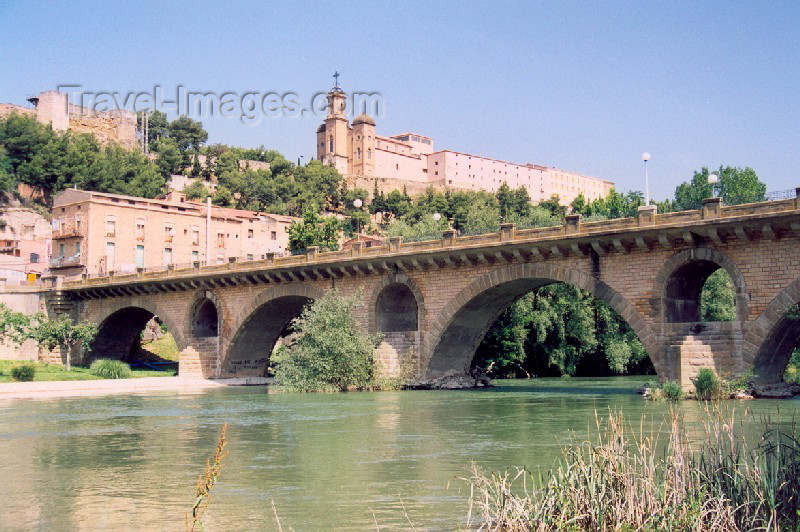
[{"xmin": 45, "ymin": 194, "xmax": 800, "ymax": 387}]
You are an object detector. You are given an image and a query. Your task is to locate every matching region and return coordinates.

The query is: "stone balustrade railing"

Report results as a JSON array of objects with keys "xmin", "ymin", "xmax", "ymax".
[{"xmin": 62, "ymin": 192, "xmax": 800, "ymax": 289}]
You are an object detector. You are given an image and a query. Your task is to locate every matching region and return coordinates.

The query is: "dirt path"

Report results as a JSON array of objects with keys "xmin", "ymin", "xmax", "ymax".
[{"xmin": 0, "ymin": 376, "xmax": 269, "ymax": 400}]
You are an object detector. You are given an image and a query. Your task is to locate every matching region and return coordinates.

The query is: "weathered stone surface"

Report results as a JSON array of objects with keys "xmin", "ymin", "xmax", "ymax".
[{"xmin": 751, "ymin": 382, "xmax": 800, "ymax": 399}]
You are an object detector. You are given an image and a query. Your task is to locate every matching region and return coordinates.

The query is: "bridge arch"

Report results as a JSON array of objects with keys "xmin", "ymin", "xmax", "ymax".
[
  {"xmin": 185, "ymin": 290, "xmax": 223, "ymax": 338},
  {"xmin": 89, "ymin": 298, "xmax": 186, "ymax": 363},
  {"xmin": 421, "ymin": 263, "xmax": 661, "ymax": 379},
  {"xmin": 653, "ymin": 247, "xmax": 748, "ymax": 323},
  {"xmin": 368, "ymin": 273, "xmax": 425, "ymax": 333},
  {"xmin": 743, "ymin": 276, "xmax": 800, "ymax": 383},
  {"xmin": 222, "ymin": 284, "xmax": 325, "ymax": 377}
]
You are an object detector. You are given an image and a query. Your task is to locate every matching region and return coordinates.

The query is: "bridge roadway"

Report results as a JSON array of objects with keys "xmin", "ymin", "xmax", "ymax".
[{"xmin": 43, "ymin": 192, "xmax": 800, "ymax": 387}]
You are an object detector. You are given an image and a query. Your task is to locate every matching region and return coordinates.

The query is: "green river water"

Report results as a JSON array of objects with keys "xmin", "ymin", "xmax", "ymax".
[{"xmin": 1, "ymin": 377, "xmax": 799, "ymax": 531}]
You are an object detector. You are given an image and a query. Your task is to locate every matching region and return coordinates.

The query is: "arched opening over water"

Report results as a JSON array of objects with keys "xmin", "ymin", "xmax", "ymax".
[
  {"xmin": 423, "ymin": 264, "xmax": 661, "ymax": 380},
  {"xmin": 89, "ymin": 307, "xmax": 179, "ymax": 371},
  {"xmin": 657, "ymin": 248, "xmax": 747, "ymax": 324},
  {"xmin": 191, "ymin": 298, "xmax": 219, "ymax": 337},
  {"xmin": 472, "ymin": 282, "xmax": 655, "ymax": 379},
  {"xmin": 753, "ymin": 303, "xmax": 800, "ymax": 384},
  {"xmin": 224, "ymin": 288, "xmax": 321, "ymax": 377},
  {"xmin": 376, "ymin": 283, "xmax": 419, "ymax": 332}
]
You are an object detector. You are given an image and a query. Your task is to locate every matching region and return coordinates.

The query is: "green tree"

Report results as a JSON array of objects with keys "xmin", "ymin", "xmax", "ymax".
[
  {"xmin": 288, "ymin": 208, "xmax": 341, "ymax": 252},
  {"xmin": 700, "ymin": 269, "xmax": 736, "ymax": 322},
  {"xmin": 137, "ymin": 110, "xmax": 169, "ymax": 145},
  {"xmin": 0, "ymin": 303, "xmax": 32, "ymax": 345},
  {"xmin": 29, "ymin": 314, "xmax": 97, "ymax": 371},
  {"xmin": 153, "ymin": 138, "xmax": 183, "ymax": 178},
  {"xmin": 674, "ymin": 165, "xmax": 766, "ymax": 211},
  {"xmin": 274, "ymin": 290, "xmax": 381, "ymax": 392},
  {"xmin": 167, "ymin": 115, "xmax": 208, "ymax": 155},
  {"xmin": 184, "ymin": 180, "xmax": 210, "ymax": 201}
]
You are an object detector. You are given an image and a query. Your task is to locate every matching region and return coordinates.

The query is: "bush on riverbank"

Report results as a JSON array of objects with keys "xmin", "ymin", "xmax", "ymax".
[
  {"xmin": 90, "ymin": 359, "xmax": 131, "ymax": 379},
  {"xmin": 273, "ymin": 290, "xmax": 383, "ymax": 392},
  {"xmin": 693, "ymin": 368, "xmax": 725, "ymax": 400},
  {"xmin": 646, "ymin": 379, "xmax": 685, "ymax": 401},
  {"xmin": 465, "ymin": 409, "xmax": 800, "ymax": 530},
  {"xmin": 11, "ymin": 364, "xmax": 35, "ymax": 382}
]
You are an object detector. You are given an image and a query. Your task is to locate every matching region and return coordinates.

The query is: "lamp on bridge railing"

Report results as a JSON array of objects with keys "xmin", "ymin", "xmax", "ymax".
[
  {"xmin": 641, "ymin": 152, "xmax": 651, "ymax": 206},
  {"xmin": 353, "ymin": 198, "xmax": 363, "ymax": 241},
  {"xmin": 708, "ymin": 173, "xmax": 719, "ymax": 198}
]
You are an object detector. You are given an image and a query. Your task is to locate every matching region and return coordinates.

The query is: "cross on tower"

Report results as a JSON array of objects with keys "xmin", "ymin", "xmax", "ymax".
[{"xmin": 333, "ymin": 71, "xmax": 341, "ymax": 90}]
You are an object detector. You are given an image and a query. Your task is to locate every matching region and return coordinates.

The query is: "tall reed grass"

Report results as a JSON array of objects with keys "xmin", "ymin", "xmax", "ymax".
[{"xmin": 465, "ymin": 408, "xmax": 800, "ymax": 531}]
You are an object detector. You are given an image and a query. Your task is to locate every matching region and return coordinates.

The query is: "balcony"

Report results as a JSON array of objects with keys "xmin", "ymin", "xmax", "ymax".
[
  {"xmin": 52, "ymin": 226, "xmax": 85, "ymax": 239},
  {"xmin": 50, "ymin": 254, "xmax": 84, "ymax": 269},
  {"xmin": 0, "ymin": 239, "xmax": 19, "ymax": 253}
]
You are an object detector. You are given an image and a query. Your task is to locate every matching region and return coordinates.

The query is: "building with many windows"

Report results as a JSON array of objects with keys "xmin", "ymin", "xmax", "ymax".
[
  {"xmin": 50, "ymin": 189, "xmax": 296, "ymax": 277},
  {"xmin": 316, "ymin": 86, "xmax": 614, "ymax": 204},
  {"xmin": 0, "ymin": 208, "xmax": 52, "ymax": 284}
]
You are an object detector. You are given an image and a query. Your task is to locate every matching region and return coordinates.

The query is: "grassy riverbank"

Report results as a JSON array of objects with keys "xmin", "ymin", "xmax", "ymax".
[
  {"xmin": 465, "ymin": 408, "xmax": 800, "ymax": 530},
  {"xmin": 0, "ymin": 360, "xmax": 176, "ymax": 383}
]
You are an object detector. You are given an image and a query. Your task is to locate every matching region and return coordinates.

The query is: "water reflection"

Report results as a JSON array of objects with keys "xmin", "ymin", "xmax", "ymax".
[{"xmin": 0, "ymin": 378, "xmax": 797, "ymax": 530}]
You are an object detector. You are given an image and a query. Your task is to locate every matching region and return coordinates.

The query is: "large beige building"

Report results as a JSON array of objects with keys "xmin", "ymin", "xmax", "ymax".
[
  {"xmin": 50, "ymin": 189, "xmax": 296, "ymax": 277},
  {"xmin": 316, "ymin": 87, "xmax": 614, "ymax": 204}
]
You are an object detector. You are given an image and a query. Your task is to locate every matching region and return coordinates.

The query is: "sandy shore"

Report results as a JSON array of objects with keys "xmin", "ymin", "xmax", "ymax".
[{"xmin": 0, "ymin": 376, "xmax": 269, "ymax": 400}]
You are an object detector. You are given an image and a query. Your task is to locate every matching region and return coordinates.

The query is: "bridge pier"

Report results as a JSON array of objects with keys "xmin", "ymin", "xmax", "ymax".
[{"xmin": 663, "ymin": 322, "xmax": 745, "ymax": 388}]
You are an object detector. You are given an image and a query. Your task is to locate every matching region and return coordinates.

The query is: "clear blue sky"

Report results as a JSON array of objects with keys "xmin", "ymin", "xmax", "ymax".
[{"xmin": 1, "ymin": 0, "xmax": 798, "ymax": 200}]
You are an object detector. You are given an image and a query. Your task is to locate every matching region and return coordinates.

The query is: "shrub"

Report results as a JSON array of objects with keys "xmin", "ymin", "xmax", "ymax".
[
  {"xmin": 661, "ymin": 380, "xmax": 685, "ymax": 401},
  {"xmin": 693, "ymin": 368, "xmax": 724, "ymax": 400},
  {"xmin": 90, "ymin": 358, "xmax": 131, "ymax": 379},
  {"xmin": 11, "ymin": 364, "xmax": 35, "ymax": 382},
  {"xmin": 646, "ymin": 380, "xmax": 684, "ymax": 401},
  {"xmin": 273, "ymin": 290, "xmax": 382, "ymax": 392}
]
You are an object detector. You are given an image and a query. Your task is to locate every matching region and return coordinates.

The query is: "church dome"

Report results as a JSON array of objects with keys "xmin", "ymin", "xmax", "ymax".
[
  {"xmin": 316, "ymin": 123, "xmax": 326, "ymax": 133},
  {"xmin": 352, "ymin": 113, "xmax": 376, "ymax": 126}
]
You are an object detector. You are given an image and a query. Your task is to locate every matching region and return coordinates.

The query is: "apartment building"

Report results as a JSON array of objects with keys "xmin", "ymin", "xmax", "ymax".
[
  {"xmin": 0, "ymin": 208, "xmax": 52, "ymax": 284},
  {"xmin": 50, "ymin": 189, "xmax": 296, "ymax": 277},
  {"xmin": 317, "ymin": 86, "xmax": 614, "ymax": 205}
]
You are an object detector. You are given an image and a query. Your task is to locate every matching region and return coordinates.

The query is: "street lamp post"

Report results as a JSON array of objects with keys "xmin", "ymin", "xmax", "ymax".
[
  {"xmin": 641, "ymin": 152, "xmax": 651, "ymax": 206},
  {"xmin": 708, "ymin": 172, "xmax": 719, "ymax": 198},
  {"xmin": 353, "ymin": 198, "xmax": 363, "ymax": 241}
]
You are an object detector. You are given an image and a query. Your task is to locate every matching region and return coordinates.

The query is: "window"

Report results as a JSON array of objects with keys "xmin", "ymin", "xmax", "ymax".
[
  {"xmin": 367, "ymin": 149, "xmax": 371, "ymax": 159},
  {"xmin": 191, "ymin": 250, "xmax": 199, "ymax": 262},
  {"xmin": 271, "ymin": 231, "xmax": 277, "ymax": 240},
  {"xmin": 357, "ymin": 147, "xmax": 362, "ymax": 160},
  {"xmin": 135, "ymin": 219, "xmax": 145, "ymax": 241},
  {"xmin": 248, "ymin": 229, "xmax": 254, "ymax": 238},
  {"xmin": 75, "ymin": 216, "xmax": 82, "ymax": 233},
  {"xmin": 30, "ymin": 253, "xmax": 39, "ymax": 263},
  {"xmin": 191, "ymin": 227, "xmax": 200, "ymax": 246},
  {"xmin": 105, "ymin": 217, "xmax": 116, "ymax": 237},
  {"xmin": 246, "ymin": 254, "xmax": 253, "ymax": 261},
  {"xmin": 106, "ymin": 242, "xmax": 115, "ymax": 267},
  {"xmin": 216, "ymin": 253, "xmax": 225, "ymax": 264},
  {"xmin": 136, "ymin": 245, "xmax": 144, "ymax": 269},
  {"xmin": 59, "ymin": 243, "xmax": 65, "ymax": 258},
  {"xmin": 217, "ymin": 232, "xmax": 226, "ymax": 249},
  {"xmin": 165, "ymin": 224, "xmax": 174, "ymax": 243},
  {"xmin": 163, "ymin": 247, "xmax": 173, "ymax": 267},
  {"xmin": 75, "ymin": 241, "xmax": 81, "ymax": 256},
  {"xmin": 329, "ymin": 136, "xmax": 333, "ymax": 152}
]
